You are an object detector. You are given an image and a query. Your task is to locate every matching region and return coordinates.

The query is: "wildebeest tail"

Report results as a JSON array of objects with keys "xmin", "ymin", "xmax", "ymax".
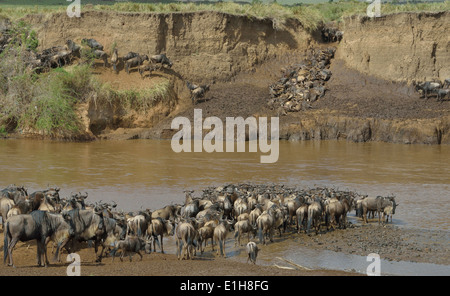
[
  {"xmin": 306, "ymin": 213, "xmax": 312, "ymax": 233},
  {"xmin": 219, "ymin": 239, "xmax": 223, "ymax": 256},
  {"xmin": 154, "ymin": 236, "xmax": 161, "ymax": 250}
]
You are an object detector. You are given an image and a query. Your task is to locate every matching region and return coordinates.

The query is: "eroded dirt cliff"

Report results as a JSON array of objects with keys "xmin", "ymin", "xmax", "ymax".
[{"xmin": 21, "ymin": 10, "xmax": 450, "ymax": 144}]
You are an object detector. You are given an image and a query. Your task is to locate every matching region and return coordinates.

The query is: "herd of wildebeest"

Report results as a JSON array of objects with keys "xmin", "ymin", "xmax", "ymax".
[
  {"xmin": 0, "ymin": 23, "xmax": 211, "ymax": 105},
  {"xmin": 268, "ymin": 46, "xmax": 335, "ymax": 114},
  {"xmin": 0, "ymin": 183, "xmax": 398, "ymax": 267}
]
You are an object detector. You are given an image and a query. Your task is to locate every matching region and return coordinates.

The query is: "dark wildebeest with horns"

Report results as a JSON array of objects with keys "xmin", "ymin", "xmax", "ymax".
[
  {"xmin": 415, "ymin": 81, "xmax": 441, "ymax": 99},
  {"xmin": 81, "ymin": 38, "xmax": 103, "ymax": 50},
  {"xmin": 62, "ymin": 207, "xmax": 107, "ymax": 262},
  {"xmin": 125, "ymin": 54, "xmax": 149, "ymax": 74},
  {"xmin": 147, "ymin": 217, "xmax": 175, "ymax": 253},
  {"xmin": 150, "ymin": 53, "xmax": 173, "ymax": 68},
  {"xmin": 66, "ymin": 39, "xmax": 80, "ymax": 57},
  {"xmin": 123, "ymin": 51, "xmax": 139, "ymax": 61},
  {"xmin": 361, "ymin": 196, "xmax": 398, "ymax": 224},
  {"xmin": 1, "ymin": 185, "xmax": 28, "ymax": 204},
  {"xmin": 3, "ymin": 210, "xmax": 73, "ymax": 267},
  {"xmin": 28, "ymin": 188, "xmax": 61, "ymax": 213},
  {"xmin": 186, "ymin": 81, "xmax": 210, "ymax": 105},
  {"xmin": 325, "ymin": 197, "xmax": 351, "ymax": 230}
]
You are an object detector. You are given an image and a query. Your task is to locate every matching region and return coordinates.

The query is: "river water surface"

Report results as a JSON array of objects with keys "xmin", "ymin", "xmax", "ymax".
[{"xmin": 0, "ymin": 139, "xmax": 449, "ymax": 275}]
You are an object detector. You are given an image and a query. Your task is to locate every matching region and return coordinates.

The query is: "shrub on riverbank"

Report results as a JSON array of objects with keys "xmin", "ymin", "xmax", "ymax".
[{"xmin": 0, "ymin": 21, "xmax": 174, "ymax": 139}]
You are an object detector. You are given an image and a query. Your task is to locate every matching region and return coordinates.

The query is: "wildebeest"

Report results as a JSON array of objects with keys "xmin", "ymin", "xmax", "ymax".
[
  {"xmin": 249, "ymin": 205, "xmax": 262, "ymax": 227},
  {"xmin": 152, "ymin": 204, "xmax": 181, "ymax": 221},
  {"xmin": 123, "ymin": 51, "xmax": 139, "ymax": 61},
  {"xmin": 111, "ymin": 47, "xmax": 118, "ymax": 73},
  {"xmin": 325, "ymin": 197, "xmax": 351, "ymax": 230},
  {"xmin": 138, "ymin": 60, "xmax": 159, "ymax": 79},
  {"xmin": 66, "ymin": 39, "xmax": 80, "ymax": 56},
  {"xmin": 125, "ymin": 54, "xmax": 149, "ymax": 74},
  {"xmin": 382, "ymin": 205, "xmax": 394, "ymax": 224},
  {"xmin": 28, "ymin": 188, "xmax": 61, "ymax": 213},
  {"xmin": 256, "ymin": 211, "xmax": 274, "ymax": 245},
  {"xmin": 435, "ymin": 88, "xmax": 449, "ymax": 101},
  {"xmin": 183, "ymin": 198, "xmax": 201, "ymax": 219},
  {"xmin": 92, "ymin": 49, "xmax": 108, "ymax": 67},
  {"xmin": 147, "ymin": 217, "xmax": 175, "ymax": 253},
  {"xmin": 295, "ymin": 203, "xmax": 308, "ymax": 233},
  {"xmin": 110, "ymin": 235, "xmax": 150, "ymax": 262},
  {"xmin": 150, "ymin": 53, "xmax": 173, "ymax": 68},
  {"xmin": 0, "ymin": 197, "xmax": 15, "ymax": 229},
  {"xmin": 1, "ymin": 185, "xmax": 28, "ymax": 204},
  {"xmin": 234, "ymin": 219, "xmax": 256, "ymax": 246},
  {"xmin": 81, "ymin": 38, "xmax": 103, "ymax": 50},
  {"xmin": 246, "ymin": 241, "xmax": 259, "ymax": 264},
  {"xmin": 187, "ymin": 81, "xmax": 210, "ymax": 105},
  {"xmin": 62, "ymin": 208, "xmax": 106, "ymax": 262},
  {"xmin": 214, "ymin": 219, "xmax": 233, "ymax": 257},
  {"xmin": 415, "ymin": 81, "xmax": 441, "ymax": 99},
  {"xmin": 197, "ymin": 224, "xmax": 215, "ymax": 254},
  {"xmin": 444, "ymin": 78, "xmax": 450, "ymax": 88},
  {"xmin": 126, "ymin": 210, "xmax": 152, "ymax": 237},
  {"xmin": 3, "ymin": 210, "xmax": 73, "ymax": 267},
  {"xmin": 306, "ymin": 199, "xmax": 324, "ymax": 234},
  {"xmin": 361, "ymin": 196, "xmax": 397, "ymax": 224},
  {"xmin": 62, "ymin": 192, "xmax": 88, "ymax": 211},
  {"xmin": 6, "ymin": 197, "xmax": 33, "ymax": 218},
  {"xmin": 175, "ymin": 221, "xmax": 198, "ymax": 260}
]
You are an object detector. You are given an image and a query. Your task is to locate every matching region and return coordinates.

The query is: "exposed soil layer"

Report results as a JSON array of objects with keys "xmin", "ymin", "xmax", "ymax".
[
  {"xmin": 1, "ymin": 223, "xmax": 447, "ymax": 276},
  {"xmin": 10, "ymin": 10, "xmax": 448, "ymax": 144}
]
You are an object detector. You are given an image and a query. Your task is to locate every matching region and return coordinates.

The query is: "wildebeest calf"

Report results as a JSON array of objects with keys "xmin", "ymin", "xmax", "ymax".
[
  {"xmin": 246, "ymin": 242, "xmax": 259, "ymax": 264},
  {"xmin": 110, "ymin": 235, "xmax": 150, "ymax": 262}
]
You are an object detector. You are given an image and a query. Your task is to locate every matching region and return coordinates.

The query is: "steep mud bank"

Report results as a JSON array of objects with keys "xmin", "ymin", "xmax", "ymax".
[
  {"xmin": 17, "ymin": 10, "xmax": 450, "ymax": 143},
  {"xmin": 25, "ymin": 10, "xmax": 311, "ymax": 83},
  {"xmin": 336, "ymin": 11, "xmax": 450, "ymax": 83}
]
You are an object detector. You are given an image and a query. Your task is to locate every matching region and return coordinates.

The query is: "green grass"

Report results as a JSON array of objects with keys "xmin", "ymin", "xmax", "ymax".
[
  {"xmin": 0, "ymin": 20, "xmax": 174, "ymax": 138},
  {"xmin": 1, "ymin": 1, "xmax": 449, "ymax": 30}
]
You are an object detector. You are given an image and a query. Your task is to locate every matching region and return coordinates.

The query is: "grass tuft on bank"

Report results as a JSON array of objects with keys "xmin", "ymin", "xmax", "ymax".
[{"xmin": 0, "ymin": 21, "xmax": 173, "ymax": 138}]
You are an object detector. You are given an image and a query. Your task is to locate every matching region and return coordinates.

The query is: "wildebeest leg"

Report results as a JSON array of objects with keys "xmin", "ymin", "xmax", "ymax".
[
  {"xmin": 136, "ymin": 250, "xmax": 143, "ymax": 261},
  {"xmin": 41, "ymin": 238, "xmax": 50, "ymax": 267},
  {"xmin": 36, "ymin": 240, "xmax": 43, "ymax": 267},
  {"xmin": 7, "ymin": 237, "xmax": 19, "ymax": 267},
  {"xmin": 94, "ymin": 240, "xmax": 103, "ymax": 262}
]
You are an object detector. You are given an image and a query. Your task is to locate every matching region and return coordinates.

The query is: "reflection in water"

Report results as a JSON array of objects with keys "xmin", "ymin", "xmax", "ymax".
[{"xmin": 0, "ymin": 139, "xmax": 449, "ymax": 230}]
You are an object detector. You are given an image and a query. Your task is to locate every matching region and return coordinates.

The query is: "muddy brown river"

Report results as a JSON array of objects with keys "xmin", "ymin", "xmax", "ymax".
[{"xmin": 0, "ymin": 139, "xmax": 449, "ymax": 275}]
